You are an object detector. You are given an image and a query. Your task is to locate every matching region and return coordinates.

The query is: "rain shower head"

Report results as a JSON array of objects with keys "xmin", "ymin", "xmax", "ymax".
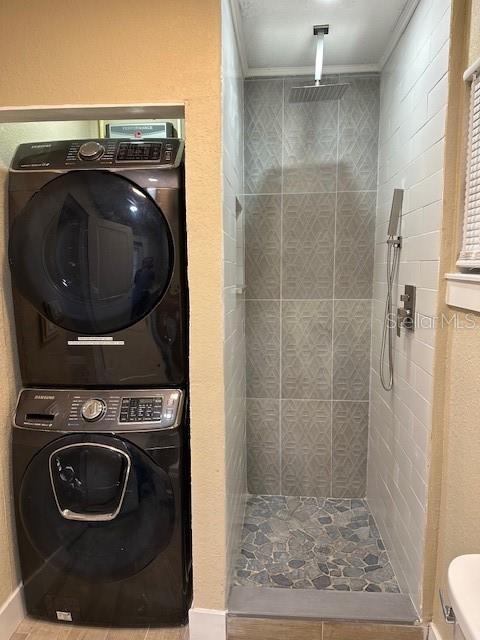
[
  {"xmin": 288, "ymin": 25, "xmax": 349, "ymax": 103},
  {"xmin": 388, "ymin": 188, "xmax": 404, "ymax": 237},
  {"xmin": 289, "ymin": 82, "xmax": 350, "ymax": 103}
]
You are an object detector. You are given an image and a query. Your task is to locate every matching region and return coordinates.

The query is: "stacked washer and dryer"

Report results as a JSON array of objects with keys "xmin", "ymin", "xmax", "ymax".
[{"xmin": 8, "ymin": 138, "xmax": 191, "ymax": 627}]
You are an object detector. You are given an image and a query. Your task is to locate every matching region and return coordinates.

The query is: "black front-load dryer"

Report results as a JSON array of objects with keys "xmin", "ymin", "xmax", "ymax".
[
  {"xmin": 8, "ymin": 138, "xmax": 188, "ymax": 388},
  {"xmin": 13, "ymin": 388, "xmax": 192, "ymax": 627}
]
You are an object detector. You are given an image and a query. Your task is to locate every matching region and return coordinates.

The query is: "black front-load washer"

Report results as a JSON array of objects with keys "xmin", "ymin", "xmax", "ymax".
[
  {"xmin": 8, "ymin": 138, "xmax": 188, "ymax": 388},
  {"xmin": 13, "ymin": 388, "xmax": 192, "ymax": 627}
]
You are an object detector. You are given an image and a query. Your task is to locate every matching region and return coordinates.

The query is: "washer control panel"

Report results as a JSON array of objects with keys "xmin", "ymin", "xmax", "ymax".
[
  {"xmin": 11, "ymin": 138, "xmax": 183, "ymax": 170},
  {"xmin": 14, "ymin": 388, "xmax": 185, "ymax": 432}
]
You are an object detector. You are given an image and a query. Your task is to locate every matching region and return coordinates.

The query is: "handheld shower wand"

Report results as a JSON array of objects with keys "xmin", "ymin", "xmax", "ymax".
[{"xmin": 380, "ymin": 189, "xmax": 404, "ymax": 391}]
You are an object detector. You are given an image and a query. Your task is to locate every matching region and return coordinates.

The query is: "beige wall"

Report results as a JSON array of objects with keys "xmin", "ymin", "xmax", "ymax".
[
  {"xmin": 432, "ymin": 0, "xmax": 480, "ymax": 636},
  {"xmin": 0, "ymin": 0, "xmax": 226, "ymax": 611}
]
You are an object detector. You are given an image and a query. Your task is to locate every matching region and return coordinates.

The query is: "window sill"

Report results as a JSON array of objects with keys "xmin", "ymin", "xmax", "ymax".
[{"xmin": 445, "ymin": 273, "xmax": 480, "ymax": 312}]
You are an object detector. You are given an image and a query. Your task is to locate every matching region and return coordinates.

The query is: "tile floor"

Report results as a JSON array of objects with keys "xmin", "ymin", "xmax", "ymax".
[
  {"xmin": 11, "ymin": 619, "xmax": 188, "ymax": 640},
  {"xmin": 233, "ymin": 495, "xmax": 400, "ymax": 592}
]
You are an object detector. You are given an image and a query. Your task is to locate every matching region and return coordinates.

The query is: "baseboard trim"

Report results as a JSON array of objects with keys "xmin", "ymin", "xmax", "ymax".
[
  {"xmin": 0, "ymin": 584, "xmax": 25, "ymax": 640},
  {"xmin": 189, "ymin": 608, "xmax": 226, "ymax": 640},
  {"xmin": 429, "ymin": 622, "xmax": 444, "ymax": 640}
]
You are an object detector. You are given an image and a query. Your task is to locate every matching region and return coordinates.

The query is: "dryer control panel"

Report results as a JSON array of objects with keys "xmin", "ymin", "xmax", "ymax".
[
  {"xmin": 14, "ymin": 388, "xmax": 185, "ymax": 433},
  {"xmin": 11, "ymin": 138, "xmax": 183, "ymax": 170}
]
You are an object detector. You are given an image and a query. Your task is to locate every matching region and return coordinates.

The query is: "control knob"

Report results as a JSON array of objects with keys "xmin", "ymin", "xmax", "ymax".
[
  {"xmin": 81, "ymin": 398, "xmax": 106, "ymax": 422},
  {"xmin": 78, "ymin": 141, "xmax": 104, "ymax": 161}
]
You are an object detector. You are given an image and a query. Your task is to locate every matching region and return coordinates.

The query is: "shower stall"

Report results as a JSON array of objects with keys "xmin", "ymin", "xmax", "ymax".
[
  {"xmin": 234, "ymin": 72, "xmax": 389, "ymax": 594},
  {"xmin": 227, "ymin": 0, "xmax": 451, "ymax": 619}
]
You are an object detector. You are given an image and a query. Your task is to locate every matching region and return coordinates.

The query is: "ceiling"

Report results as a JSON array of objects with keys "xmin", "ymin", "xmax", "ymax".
[{"xmin": 235, "ymin": 0, "xmax": 415, "ymax": 75}]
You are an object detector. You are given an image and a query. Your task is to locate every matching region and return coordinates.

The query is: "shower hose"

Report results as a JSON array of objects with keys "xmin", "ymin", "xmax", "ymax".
[{"xmin": 380, "ymin": 238, "xmax": 401, "ymax": 391}]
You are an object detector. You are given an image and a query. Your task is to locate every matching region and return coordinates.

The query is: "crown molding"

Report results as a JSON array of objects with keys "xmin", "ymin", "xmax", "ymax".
[
  {"xmin": 245, "ymin": 64, "xmax": 380, "ymax": 78},
  {"xmin": 231, "ymin": 0, "xmax": 421, "ymax": 78},
  {"xmin": 229, "ymin": 0, "xmax": 248, "ymax": 77},
  {"xmin": 379, "ymin": 0, "xmax": 421, "ymax": 68}
]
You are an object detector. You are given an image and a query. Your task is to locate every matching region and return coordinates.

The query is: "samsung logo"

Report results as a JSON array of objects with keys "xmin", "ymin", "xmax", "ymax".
[
  {"xmin": 31, "ymin": 144, "xmax": 52, "ymax": 149},
  {"xmin": 34, "ymin": 394, "xmax": 55, "ymax": 400}
]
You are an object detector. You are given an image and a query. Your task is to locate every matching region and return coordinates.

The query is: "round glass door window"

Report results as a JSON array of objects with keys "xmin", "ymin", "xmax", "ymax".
[
  {"xmin": 9, "ymin": 171, "xmax": 173, "ymax": 334},
  {"xmin": 20, "ymin": 434, "xmax": 175, "ymax": 582}
]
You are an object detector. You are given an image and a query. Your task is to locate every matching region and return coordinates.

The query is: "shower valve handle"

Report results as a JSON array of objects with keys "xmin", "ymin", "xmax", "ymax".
[
  {"xmin": 397, "ymin": 308, "xmax": 408, "ymax": 336},
  {"xmin": 397, "ymin": 308, "xmax": 413, "ymax": 336}
]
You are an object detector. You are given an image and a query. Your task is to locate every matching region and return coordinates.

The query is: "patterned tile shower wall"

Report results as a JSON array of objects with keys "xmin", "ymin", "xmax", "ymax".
[{"xmin": 244, "ymin": 75, "xmax": 380, "ymax": 498}]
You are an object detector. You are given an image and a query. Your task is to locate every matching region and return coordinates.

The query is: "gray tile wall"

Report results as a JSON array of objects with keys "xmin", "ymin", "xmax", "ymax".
[{"xmin": 244, "ymin": 75, "xmax": 379, "ymax": 498}]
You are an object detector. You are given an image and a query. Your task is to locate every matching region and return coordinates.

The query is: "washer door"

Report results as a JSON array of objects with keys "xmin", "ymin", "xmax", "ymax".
[
  {"xmin": 9, "ymin": 171, "xmax": 173, "ymax": 335},
  {"xmin": 20, "ymin": 434, "xmax": 175, "ymax": 582}
]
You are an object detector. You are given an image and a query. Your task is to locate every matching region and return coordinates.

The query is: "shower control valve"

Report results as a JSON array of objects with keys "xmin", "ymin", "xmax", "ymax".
[
  {"xmin": 397, "ymin": 308, "xmax": 412, "ymax": 336},
  {"xmin": 397, "ymin": 285, "xmax": 416, "ymax": 337}
]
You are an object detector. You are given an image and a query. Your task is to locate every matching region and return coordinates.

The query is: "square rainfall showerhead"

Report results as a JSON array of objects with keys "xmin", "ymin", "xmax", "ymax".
[
  {"xmin": 288, "ymin": 82, "xmax": 350, "ymax": 103},
  {"xmin": 289, "ymin": 24, "xmax": 350, "ymax": 103}
]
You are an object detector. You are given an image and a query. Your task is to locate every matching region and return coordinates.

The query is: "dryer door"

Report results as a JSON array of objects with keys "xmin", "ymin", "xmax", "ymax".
[
  {"xmin": 9, "ymin": 171, "xmax": 173, "ymax": 334},
  {"xmin": 19, "ymin": 434, "xmax": 175, "ymax": 581}
]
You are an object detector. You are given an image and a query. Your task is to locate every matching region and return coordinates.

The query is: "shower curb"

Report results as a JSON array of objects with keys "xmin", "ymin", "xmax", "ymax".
[{"xmin": 228, "ymin": 586, "xmax": 419, "ymax": 625}]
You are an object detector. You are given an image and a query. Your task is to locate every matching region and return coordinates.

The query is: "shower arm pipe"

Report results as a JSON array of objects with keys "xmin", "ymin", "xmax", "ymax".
[
  {"xmin": 313, "ymin": 25, "xmax": 329, "ymax": 86},
  {"xmin": 314, "ymin": 34, "xmax": 324, "ymax": 85}
]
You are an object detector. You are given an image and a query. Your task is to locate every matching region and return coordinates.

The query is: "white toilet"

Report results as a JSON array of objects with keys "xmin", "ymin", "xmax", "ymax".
[{"xmin": 446, "ymin": 555, "xmax": 480, "ymax": 640}]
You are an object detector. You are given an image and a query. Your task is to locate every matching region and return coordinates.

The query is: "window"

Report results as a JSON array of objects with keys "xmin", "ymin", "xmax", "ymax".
[{"xmin": 458, "ymin": 73, "xmax": 480, "ymax": 268}]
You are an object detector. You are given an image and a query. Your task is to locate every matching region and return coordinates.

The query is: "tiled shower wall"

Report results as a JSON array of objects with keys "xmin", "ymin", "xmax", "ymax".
[
  {"xmin": 244, "ymin": 75, "xmax": 379, "ymax": 498},
  {"xmin": 368, "ymin": 0, "xmax": 451, "ymax": 614},
  {"xmin": 222, "ymin": 0, "xmax": 247, "ymax": 588}
]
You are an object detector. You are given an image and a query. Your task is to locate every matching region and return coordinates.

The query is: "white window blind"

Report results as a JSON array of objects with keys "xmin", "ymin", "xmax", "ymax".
[{"xmin": 458, "ymin": 74, "xmax": 480, "ymax": 268}]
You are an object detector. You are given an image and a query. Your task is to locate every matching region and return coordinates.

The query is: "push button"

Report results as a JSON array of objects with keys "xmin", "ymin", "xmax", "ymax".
[
  {"xmin": 168, "ymin": 393, "xmax": 179, "ymax": 407},
  {"xmin": 119, "ymin": 396, "xmax": 163, "ymax": 422}
]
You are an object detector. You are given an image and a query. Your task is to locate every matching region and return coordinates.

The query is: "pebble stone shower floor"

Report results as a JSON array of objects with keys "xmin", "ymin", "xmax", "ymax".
[{"xmin": 233, "ymin": 495, "xmax": 400, "ymax": 593}]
